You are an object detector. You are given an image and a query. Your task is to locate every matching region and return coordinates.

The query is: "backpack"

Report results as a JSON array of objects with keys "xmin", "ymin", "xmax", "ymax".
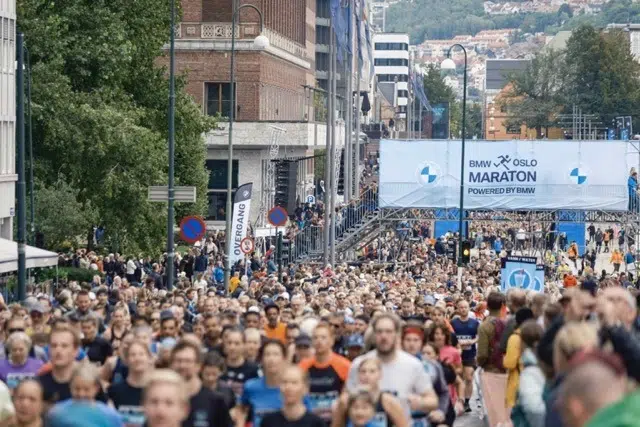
[{"xmin": 489, "ymin": 317, "xmax": 507, "ymax": 372}]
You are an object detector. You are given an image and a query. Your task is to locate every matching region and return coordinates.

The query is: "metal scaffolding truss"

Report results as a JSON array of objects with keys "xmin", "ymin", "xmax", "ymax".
[{"xmin": 377, "ymin": 207, "xmax": 640, "ymax": 224}]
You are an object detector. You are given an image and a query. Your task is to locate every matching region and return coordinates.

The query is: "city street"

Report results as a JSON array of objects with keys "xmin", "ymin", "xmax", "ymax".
[{"xmin": 455, "ymin": 414, "xmax": 485, "ymax": 427}]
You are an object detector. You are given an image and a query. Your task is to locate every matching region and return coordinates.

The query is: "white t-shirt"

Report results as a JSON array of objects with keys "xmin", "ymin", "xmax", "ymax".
[
  {"xmin": 347, "ymin": 349, "xmax": 433, "ymax": 417},
  {"xmin": 126, "ymin": 259, "xmax": 136, "ymax": 275}
]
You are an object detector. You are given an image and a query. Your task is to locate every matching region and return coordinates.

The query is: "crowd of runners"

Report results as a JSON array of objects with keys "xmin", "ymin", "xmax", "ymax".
[{"xmin": 0, "ymin": 212, "xmax": 639, "ymax": 427}]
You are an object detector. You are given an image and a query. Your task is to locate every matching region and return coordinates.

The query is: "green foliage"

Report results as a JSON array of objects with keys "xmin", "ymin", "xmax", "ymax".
[
  {"xmin": 33, "ymin": 267, "xmax": 102, "ymax": 284},
  {"xmin": 502, "ymin": 25, "xmax": 640, "ymax": 134},
  {"xmin": 314, "ymin": 149, "xmax": 326, "ymax": 181},
  {"xmin": 32, "ymin": 180, "xmax": 96, "ymax": 251},
  {"xmin": 19, "ymin": 0, "xmax": 215, "ymax": 255},
  {"xmin": 422, "ymin": 65, "xmax": 455, "ymax": 104},
  {"xmin": 564, "ymin": 26, "xmax": 640, "ymax": 121},
  {"xmin": 386, "ymin": 0, "xmax": 640, "ymax": 43},
  {"xmin": 501, "ymin": 49, "xmax": 567, "ymax": 137}
]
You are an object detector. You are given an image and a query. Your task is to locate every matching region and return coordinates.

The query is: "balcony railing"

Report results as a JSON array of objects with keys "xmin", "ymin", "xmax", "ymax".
[{"xmin": 178, "ymin": 22, "xmax": 308, "ymax": 60}]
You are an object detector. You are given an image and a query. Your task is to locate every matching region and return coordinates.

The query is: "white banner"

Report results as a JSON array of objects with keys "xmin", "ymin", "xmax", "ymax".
[
  {"xmin": 380, "ymin": 140, "xmax": 633, "ymax": 211},
  {"xmin": 229, "ymin": 183, "xmax": 253, "ymax": 267}
]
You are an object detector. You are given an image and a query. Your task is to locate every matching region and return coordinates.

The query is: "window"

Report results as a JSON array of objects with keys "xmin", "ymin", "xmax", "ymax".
[
  {"xmin": 377, "ymin": 74, "xmax": 408, "ymax": 82},
  {"xmin": 316, "ymin": 52, "xmax": 329, "ymax": 72},
  {"xmin": 206, "ymin": 160, "xmax": 239, "ymax": 190},
  {"xmin": 205, "ymin": 82, "xmax": 235, "ymax": 118},
  {"xmin": 374, "ymin": 58, "xmax": 408, "ymax": 66},
  {"xmin": 505, "ymin": 123, "xmax": 520, "ymax": 134},
  {"xmin": 374, "ymin": 42, "xmax": 408, "ymax": 51},
  {"xmin": 316, "ymin": 26, "xmax": 330, "ymax": 45},
  {"xmin": 397, "ymin": 90, "xmax": 408, "ymax": 98},
  {"xmin": 206, "ymin": 160, "xmax": 239, "ymax": 221}
]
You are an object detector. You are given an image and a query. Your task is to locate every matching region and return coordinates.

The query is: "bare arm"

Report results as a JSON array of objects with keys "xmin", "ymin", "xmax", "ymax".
[
  {"xmin": 330, "ymin": 393, "xmax": 349, "ymax": 427},
  {"xmin": 381, "ymin": 393, "xmax": 410, "ymax": 427}
]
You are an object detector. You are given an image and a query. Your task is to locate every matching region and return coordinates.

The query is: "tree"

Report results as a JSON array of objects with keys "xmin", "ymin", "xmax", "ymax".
[
  {"xmin": 565, "ymin": 25, "xmax": 640, "ymax": 122},
  {"xmin": 422, "ymin": 64, "xmax": 455, "ymax": 104},
  {"xmin": 18, "ymin": 0, "xmax": 215, "ymax": 254},
  {"xmin": 32, "ymin": 180, "xmax": 96, "ymax": 251},
  {"xmin": 500, "ymin": 49, "xmax": 567, "ymax": 137}
]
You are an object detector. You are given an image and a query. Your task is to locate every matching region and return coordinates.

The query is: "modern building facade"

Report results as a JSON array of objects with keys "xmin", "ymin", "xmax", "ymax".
[
  {"xmin": 172, "ymin": 0, "xmax": 343, "ymax": 226},
  {"xmin": 0, "ymin": 0, "xmax": 16, "ymax": 240},
  {"xmin": 373, "ymin": 33, "xmax": 409, "ymax": 127}
]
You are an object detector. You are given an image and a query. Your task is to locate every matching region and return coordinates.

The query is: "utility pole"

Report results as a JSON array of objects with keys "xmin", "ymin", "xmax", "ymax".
[
  {"xmin": 323, "ymin": 19, "xmax": 334, "ymax": 265},
  {"xmin": 16, "ymin": 32, "xmax": 26, "ymax": 302},
  {"xmin": 353, "ymin": 68, "xmax": 361, "ymax": 199},
  {"xmin": 166, "ymin": 0, "xmax": 177, "ymax": 291},
  {"xmin": 344, "ymin": 9, "xmax": 353, "ymax": 202},
  {"xmin": 330, "ymin": 31, "xmax": 338, "ymax": 266}
]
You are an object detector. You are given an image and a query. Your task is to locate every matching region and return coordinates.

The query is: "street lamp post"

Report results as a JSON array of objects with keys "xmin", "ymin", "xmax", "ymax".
[
  {"xmin": 166, "ymin": 0, "xmax": 177, "ymax": 290},
  {"xmin": 441, "ymin": 44, "xmax": 467, "ymax": 266},
  {"xmin": 224, "ymin": 2, "xmax": 269, "ymax": 293}
]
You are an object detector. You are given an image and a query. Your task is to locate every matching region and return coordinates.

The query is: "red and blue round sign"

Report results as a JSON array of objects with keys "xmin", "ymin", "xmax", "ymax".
[
  {"xmin": 179, "ymin": 216, "xmax": 206, "ymax": 244},
  {"xmin": 267, "ymin": 206, "xmax": 288, "ymax": 227}
]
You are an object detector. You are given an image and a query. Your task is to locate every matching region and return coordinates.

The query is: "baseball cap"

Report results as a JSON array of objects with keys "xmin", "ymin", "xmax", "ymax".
[
  {"xmin": 247, "ymin": 306, "xmax": 261, "ymax": 314},
  {"xmin": 160, "ymin": 310, "xmax": 175, "ymax": 321},
  {"xmin": 29, "ymin": 302, "xmax": 46, "ymax": 314},
  {"xmin": 346, "ymin": 334, "xmax": 364, "ymax": 348},
  {"xmin": 423, "ymin": 295, "xmax": 436, "ymax": 306},
  {"xmin": 295, "ymin": 334, "xmax": 312, "ymax": 348},
  {"xmin": 277, "ymin": 292, "xmax": 290, "ymax": 301}
]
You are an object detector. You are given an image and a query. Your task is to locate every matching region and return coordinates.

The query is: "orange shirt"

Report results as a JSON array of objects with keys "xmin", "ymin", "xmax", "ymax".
[
  {"xmin": 264, "ymin": 322, "xmax": 287, "ymax": 344},
  {"xmin": 564, "ymin": 275, "xmax": 578, "ymax": 288},
  {"xmin": 299, "ymin": 353, "xmax": 351, "ymax": 421}
]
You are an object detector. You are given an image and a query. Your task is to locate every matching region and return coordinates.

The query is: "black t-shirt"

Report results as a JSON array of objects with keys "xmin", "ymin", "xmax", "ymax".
[
  {"xmin": 83, "ymin": 336, "xmax": 113, "ymax": 366},
  {"xmin": 183, "ymin": 386, "xmax": 233, "ymax": 427},
  {"xmin": 214, "ymin": 380, "xmax": 236, "ymax": 410},
  {"xmin": 261, "ymin": 410, "xmax": 325, "ymax": 427},
  {"xmin": 219, "ymin": 360, "xmax": 261, "ymax": 399},
  {"xmin": 108, "ymin": 381, "xmax": 145, "ymax": 426},
  {"xmin": 38, "ymin": 372, "xmax": 108, "ymax": 404}
]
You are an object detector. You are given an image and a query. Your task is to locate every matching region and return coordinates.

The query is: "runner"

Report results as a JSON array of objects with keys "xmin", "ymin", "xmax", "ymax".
[{"xmin": 299, "ymin": 323, "xmax": 351, "ymax": 422}]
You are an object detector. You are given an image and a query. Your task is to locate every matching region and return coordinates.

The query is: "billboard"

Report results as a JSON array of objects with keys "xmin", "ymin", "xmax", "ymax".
[
  {"xmin": 500, "ymin": 256, "xmax": 543, "ymax": 293},
  {"xmin": 379, "ymin": 139, "xmax": 631, "ymax": 211}
]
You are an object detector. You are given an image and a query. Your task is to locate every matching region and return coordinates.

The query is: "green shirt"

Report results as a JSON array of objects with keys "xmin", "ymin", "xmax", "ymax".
[{"xmin": 587, "ymin": 391, "xmax": 640, "ymax": 427}]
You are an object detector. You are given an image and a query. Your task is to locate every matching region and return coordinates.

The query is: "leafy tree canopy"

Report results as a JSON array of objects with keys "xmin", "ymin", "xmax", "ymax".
[{"xmin": 19, "ymin": 0, "xmax": 214, "ymax": 254}]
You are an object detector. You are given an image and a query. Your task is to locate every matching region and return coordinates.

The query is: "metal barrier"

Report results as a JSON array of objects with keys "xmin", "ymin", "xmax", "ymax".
[{"xmin": 290, "ymin": 186, "xmax": 380, "ymax": 262}]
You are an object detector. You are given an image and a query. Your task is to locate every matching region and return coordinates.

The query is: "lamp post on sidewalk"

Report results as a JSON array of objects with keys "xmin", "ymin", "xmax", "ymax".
[
  {"xmin": 442, "ymin": 44, "xmax": 467, "ymax": 266},
  {"xmin": 224, "ymin": 2, "xmax": 269, "ymax": 292}
]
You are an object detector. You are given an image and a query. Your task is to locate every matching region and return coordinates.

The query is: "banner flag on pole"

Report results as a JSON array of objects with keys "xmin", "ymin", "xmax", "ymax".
[
  {"xmin": 330, "ymin": 0, "xmax": 352, "ymax": 63},
  {"xmin": 228, "ymin": 183, "xmax": 253, "ymax": 267}
]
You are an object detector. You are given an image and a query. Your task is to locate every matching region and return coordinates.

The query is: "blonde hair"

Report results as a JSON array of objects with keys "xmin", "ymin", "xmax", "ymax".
[
  {"xmin": 553, "ymin": 322, "xmax": 599, "ymax": 373},
  {"xmin": 143, "ymin": 369, "xmax": 188, "ymax": 403},
  {"xmin": 6, "ymin": 332, "xmax": 32, "ymax": 353},
  {"xmin": 71, "ymin": 364, "xmax": 100, "ymax": 384}
]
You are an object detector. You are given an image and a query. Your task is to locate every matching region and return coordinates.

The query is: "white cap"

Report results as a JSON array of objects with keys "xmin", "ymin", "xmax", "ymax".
[
  {"xmin": 278, "ymin": 292, "xmax": 290, "ymax": 301},
  {"xmin": 247, "ymin": 306, "xmax": 260, "ymax": 313}
]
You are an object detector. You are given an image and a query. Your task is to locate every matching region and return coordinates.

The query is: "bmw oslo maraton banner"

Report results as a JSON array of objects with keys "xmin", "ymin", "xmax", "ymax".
[{"xmin": 379, "ymin": 139, "xmax": 632, "ymax": 210}]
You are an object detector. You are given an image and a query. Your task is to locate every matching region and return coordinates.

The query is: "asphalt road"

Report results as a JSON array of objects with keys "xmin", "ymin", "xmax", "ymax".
[{"xmin": 454, "ymin": 413, "xmax": 486, "ymax": 427}]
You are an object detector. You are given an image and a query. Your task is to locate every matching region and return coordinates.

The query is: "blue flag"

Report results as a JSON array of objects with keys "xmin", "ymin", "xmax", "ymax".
[{"xmin": 330, "ymin": 0, "xmax": 352, "ymax": 63}]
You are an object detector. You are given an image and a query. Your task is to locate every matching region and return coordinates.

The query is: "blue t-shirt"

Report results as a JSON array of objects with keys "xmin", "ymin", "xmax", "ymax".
[
  {"xmin": 48, "ymin": 400, "xmax": 123, "ymax": 427},
  {"xmin": 241, "ymin": 377, "xmax": 311, "ymax": 427},
  {"xmin": 450, "ymin": 317, "xmax": 480, "ymax": 361},
  {"xmin": 241, "ymin": 377, "xmax": 282, "ymax": 427}
]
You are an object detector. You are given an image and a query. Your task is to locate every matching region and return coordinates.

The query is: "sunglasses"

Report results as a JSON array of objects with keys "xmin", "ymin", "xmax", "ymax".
[{"xmin": 8, "ymin": 328, "xmax": 25, "ymax": 334}]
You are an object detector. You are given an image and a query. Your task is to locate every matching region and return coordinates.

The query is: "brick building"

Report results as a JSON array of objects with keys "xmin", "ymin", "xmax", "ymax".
[{"xmin": 171, "ymin": 0, "xmax": 343, "ymax": 225}]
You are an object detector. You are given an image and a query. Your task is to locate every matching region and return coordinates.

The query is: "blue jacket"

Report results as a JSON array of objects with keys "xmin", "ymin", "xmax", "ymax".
[{"xmin": 213, "ymin": 267, "xmax": 224, "ymax": 283}]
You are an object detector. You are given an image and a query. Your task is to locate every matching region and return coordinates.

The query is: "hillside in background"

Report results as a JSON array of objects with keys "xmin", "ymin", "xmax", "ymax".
[{"xmin": 386, "ymin": 0, "xmax": 640, "ymax": 43}]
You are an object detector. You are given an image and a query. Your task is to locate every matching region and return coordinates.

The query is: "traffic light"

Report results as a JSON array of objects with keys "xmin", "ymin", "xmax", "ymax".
[
  {"xmin": 337, "ymin": 148, "xmax": 345, "ymax": 195},
  {"xmin": 274, "ymin": 161, "xmax": 298, "ymax": 213},
  {"xmin": 461, "ymin": 240, "xmax": 471, "ymax": 265}
]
